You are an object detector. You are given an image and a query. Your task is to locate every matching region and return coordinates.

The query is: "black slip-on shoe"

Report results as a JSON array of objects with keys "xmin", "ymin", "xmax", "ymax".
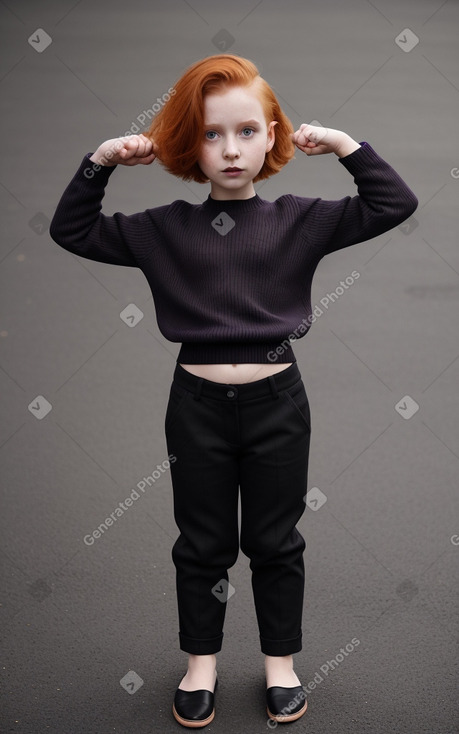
[
  {"xmin": 266, "ymin": 684, "xmax": 307, "ymax": 723},
  {"xmin": 172, "ymin": 678, "xmax": 218, "ymax": 728}
]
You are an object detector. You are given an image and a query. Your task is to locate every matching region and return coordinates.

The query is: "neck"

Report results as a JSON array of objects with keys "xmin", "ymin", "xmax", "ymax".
[{"xmin": 208, "ymin": 181, "xmax": 256, "ymax": 201}]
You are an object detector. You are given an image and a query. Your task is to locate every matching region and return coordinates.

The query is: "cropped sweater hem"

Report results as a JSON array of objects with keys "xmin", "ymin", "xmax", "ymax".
[{"xmin": 177, "ymin": 341, "xmax": 296, "ymax": 365}]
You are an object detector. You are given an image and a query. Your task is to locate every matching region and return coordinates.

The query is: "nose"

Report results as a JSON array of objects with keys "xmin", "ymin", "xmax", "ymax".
[{"xmin": 223, "ymin": 134, "xmax": 240, "ymax": 159}]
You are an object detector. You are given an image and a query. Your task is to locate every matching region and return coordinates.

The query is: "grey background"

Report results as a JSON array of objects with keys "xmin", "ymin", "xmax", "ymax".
[{"xmin": 1, "ymin": 0, "xmax": 458, "ymax": 732}]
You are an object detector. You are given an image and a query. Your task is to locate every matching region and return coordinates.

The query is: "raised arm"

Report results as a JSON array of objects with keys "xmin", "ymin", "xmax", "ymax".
[
  {"xmin": 49, "ymin": 135, "xmax": 160, "ymax": 267},
  {"xmin": 290, "ymin": 124, "xmax": 418, "ymax": 255}
]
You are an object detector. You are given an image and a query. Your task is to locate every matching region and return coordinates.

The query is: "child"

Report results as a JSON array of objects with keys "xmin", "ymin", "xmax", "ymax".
[{"xmin": 49, "ymin": 53, "xmax": 417, "ymax": 728}]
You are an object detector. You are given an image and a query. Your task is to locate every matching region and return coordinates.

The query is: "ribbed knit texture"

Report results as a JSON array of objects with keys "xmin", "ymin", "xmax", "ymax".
[{"xmin": 49, "ymin": 143, "xmax": 417, "ymax": 363}]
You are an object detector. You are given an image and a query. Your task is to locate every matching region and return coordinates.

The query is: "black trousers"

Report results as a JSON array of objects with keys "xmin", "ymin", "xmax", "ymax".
[{"xmin": 164, "ymin": 361, "xmax": 311, "ymax": 657}]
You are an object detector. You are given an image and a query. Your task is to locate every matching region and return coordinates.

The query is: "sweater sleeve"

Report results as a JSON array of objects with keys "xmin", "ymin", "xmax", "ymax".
[
  {"xmin": 303, "ymin": 142, "xmax": 418, "ymax": 256},
  {"xmin": 49, "ymin": 153, "xmax": 168, "ymax": 267}
]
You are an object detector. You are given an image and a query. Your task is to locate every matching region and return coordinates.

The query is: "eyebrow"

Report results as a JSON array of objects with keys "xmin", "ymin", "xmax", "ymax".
[{"xmin": 204, "ymin": 119, "xmax": 261, "ymax": 128}]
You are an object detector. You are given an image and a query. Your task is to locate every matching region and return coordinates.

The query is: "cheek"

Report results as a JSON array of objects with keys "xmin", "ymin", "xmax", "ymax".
[
  {"xmin": 254, "ymin": 141, "xmax": 269, "ymax": 160},
  {"xmin": 197, "ymin": 146, "xmax": 215, "ymax": 168}
]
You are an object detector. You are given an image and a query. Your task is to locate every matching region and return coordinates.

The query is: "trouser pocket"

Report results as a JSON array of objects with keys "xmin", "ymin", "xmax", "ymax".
[
  {"xmin": 282, "ymin": 379, "xmax": 311, "ymax": 431},
  {"xmin": 164, "ymin": 382, "xmax": 191, "ymax": 433}
]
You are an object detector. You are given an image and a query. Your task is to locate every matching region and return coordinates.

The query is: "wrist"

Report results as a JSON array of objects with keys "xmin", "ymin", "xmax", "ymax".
[
  {"xmin": 334, "ymin": 134, "xmax": 361, "ymax": 158},
  {"xmin": 89, "ymin": 150, "xmax": 116, "ymax": 167}
]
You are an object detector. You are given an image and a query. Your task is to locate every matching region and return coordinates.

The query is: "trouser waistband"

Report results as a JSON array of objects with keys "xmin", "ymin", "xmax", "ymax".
[{"xmin": 172, "ymin": 361, "xmax": 301, "ymax": 401}]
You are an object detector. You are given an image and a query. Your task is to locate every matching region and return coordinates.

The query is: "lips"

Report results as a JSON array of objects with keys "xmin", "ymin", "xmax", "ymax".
[{"xmin": 223, "ymin": 167, "xmax": 242, "ymax": 172}]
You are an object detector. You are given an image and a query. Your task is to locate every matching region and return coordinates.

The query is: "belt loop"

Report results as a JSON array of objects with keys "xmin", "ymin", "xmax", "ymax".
[
  {"xmin": 193, "ymin": 377, "xmax": 204, "ymax": 400},
  {"xmin": 268, "ymin": 375, "xmax": 279, "ymax": 399}
]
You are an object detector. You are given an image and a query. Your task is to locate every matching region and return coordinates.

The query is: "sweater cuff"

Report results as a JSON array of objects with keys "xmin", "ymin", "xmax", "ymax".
[
  {"xmin": 338, "ymin": 141, "xmax": 385, "ymax": 174},
  {"xmin": 77, "ymin": 152, "xmax": 118, "ymax": 183}
]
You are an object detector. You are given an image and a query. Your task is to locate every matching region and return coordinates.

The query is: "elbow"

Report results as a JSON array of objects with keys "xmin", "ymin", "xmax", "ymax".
[
  {"xmin": 49, "ymin": 220, "xmax": 58, "ymax": 244},
  {"xmin": 49, "ymin": 215, "xmax": 64, "ymax": 245},
  {"xmin": 405, "ymin": 189, "xmax": 418, "ymax": 217},
  {"xmin": 49, "ymin": 216, "xmax": 77, "ymax": 251},
  {"xmin": 394, "ymin": 189, "xmax": 418, "ymax": 229},
  {"xmin": 49, "ymin": 217, "xmax": 82, "ymax": 256}
]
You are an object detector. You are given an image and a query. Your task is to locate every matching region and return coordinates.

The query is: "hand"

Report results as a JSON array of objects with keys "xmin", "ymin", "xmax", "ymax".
[
  {"xmin": 89, "ymin": 134, "xmax": 158, "ymax": 167},
  {"xmin": 290, "ymin": 124, "xmax": 359, "ymax": 157}
]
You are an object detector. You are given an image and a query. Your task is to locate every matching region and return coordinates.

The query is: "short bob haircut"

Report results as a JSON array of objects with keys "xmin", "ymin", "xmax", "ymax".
[{"xmin": 143, "ymin": 54, "xmax": 296, "ymax": 183}]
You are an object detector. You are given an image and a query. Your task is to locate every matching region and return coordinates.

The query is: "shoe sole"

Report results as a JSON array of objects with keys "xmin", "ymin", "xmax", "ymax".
[
  {"xmin": 267, "ymin": 699, "xmax": 308, "ymax": 723},
  {"xmin": 172, "ymin": 703, "xmax": 215, "ymax": 728}
]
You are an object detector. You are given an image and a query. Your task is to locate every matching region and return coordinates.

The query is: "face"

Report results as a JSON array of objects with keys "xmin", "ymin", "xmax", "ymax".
[{"xmin": 197, "ymin": 84, "xmax": 276, "ymax": 200}]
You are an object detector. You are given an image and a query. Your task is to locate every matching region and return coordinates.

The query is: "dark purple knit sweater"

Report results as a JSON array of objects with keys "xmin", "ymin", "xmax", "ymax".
[{"xmin": 49, "ymin": 142, "xmax": 417, "ymax": 364}]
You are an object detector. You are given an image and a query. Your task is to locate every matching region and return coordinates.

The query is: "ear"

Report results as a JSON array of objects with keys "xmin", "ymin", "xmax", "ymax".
[{"xmin": 266, "ymin": 121, "xmax": 277, "ymax": 153}]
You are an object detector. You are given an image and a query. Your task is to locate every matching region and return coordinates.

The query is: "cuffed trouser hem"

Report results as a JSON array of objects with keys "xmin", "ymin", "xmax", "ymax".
[
  {"xmin": 260, "ymin": 633, "xmax": 302, "ymax": 656},
  {"xmin": 179, "ymin": 633, "xmax": 223, "ymax": 655}
]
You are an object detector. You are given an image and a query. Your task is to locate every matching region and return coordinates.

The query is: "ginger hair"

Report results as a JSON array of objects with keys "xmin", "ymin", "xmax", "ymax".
[{"xmin": 143, "ymin": 54, "xmax": 295, "ymax": 183}]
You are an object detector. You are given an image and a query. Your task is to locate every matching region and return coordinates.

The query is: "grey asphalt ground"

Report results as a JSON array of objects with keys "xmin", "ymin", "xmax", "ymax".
[{"xmin": 1, "ymin": 1, "xmax": 458, "ymax": 732}]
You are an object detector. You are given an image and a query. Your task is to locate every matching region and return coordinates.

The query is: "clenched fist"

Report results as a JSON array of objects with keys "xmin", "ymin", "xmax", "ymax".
[
  {"xmin": 89, "ymin": 134, "xmax": 158, "ymax": 167},
  {"xmin": 290, "ymin": 124, "xmax": 360, "ymax": 157}
]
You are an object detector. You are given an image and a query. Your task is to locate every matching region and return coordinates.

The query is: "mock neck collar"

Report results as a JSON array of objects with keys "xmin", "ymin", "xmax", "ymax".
[{"xmin": 201, "ymin": 192, "xmax": 265, "ymax": 213}]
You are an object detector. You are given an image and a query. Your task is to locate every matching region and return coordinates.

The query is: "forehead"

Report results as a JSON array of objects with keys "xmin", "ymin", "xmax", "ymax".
[{"xmin": 203, "ymin": 85, "xmax": 264, "ymax": 122}]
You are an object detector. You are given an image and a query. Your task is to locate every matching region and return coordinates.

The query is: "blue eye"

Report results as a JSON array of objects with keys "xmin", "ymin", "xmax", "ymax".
[{"xmin": 205, "ymin": 128, "xmax": 255, "ymax": 140}]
